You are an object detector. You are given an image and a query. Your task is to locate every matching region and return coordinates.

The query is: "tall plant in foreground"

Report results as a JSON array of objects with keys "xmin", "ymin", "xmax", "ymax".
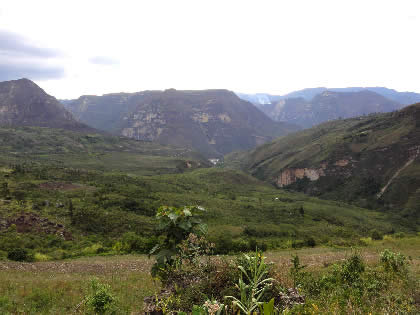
[
  {"xmin": 225, "ymin": 251, "xmax": 275, "ymax": 314},
  {"xmin": 149, "ymin": 205, "xmax": 207, "ymax": 277}
]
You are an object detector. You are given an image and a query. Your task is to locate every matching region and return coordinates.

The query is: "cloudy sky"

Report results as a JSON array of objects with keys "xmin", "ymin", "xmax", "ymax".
[{"xmin": 0, "ymin": 0, "xmax": 419, "ymax": 98}]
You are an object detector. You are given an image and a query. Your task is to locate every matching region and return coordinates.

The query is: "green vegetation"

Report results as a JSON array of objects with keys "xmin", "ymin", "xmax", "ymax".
[
  {"xmin": 143, "ymin": 215, "xmax": 419, "ymax": 314},
  {"xmin": 0, "ymin": 237, "xmax": 419, "ymax": 313},
  {"xmin": 0, "ymin": 126, "xmax": 209, "ymax": 176},
  {"xmin": 1, "ymin": 162, "xmax": 413, "ymax": 262},
  {"xmin": 0, "ymin": 122, "xmax": 418, "ymax": 313},
  {"xmin": 226, "ymin": 103, "xmax": 420, "ymax": 224}
]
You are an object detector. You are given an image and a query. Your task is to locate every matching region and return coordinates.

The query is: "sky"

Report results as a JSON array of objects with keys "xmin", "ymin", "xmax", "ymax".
[{"xmin": 0, "ymin": 0, "xmax": 419, "ymax": 99}]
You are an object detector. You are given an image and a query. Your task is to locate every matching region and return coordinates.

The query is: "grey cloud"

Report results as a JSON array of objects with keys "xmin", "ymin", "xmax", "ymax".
[
  {"xmin": 89, "ymin": 56, "xmax": 119, "ymax": 65},
  {"xmin": 0, "ymin": 30, "xmax": 65, "ymax": 81},
  {"xmin": 0, "ymin": 30, "xmax": 62, "ymax": 58},
  {"xmin": 0, "ymin": 62, "xmax": 65, "ymax": 81}
]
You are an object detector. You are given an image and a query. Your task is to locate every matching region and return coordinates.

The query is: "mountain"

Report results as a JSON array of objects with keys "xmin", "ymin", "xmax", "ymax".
[
  {"xmin": 239, "ymin": 87, "xmax": 420, "ymax": 105},
  {"xmin": 0, "ymin": 79, "xmax": 92, "ymax": 132},
  {"xmin": 64, "ymin": 89, "xmax": 299, "ymax": 157},
  {"xmin": 235, "ymin": 93, "xmax": 282, "ymax": 106},
  {"xmin": 238, "ymin": 87, "xmax": 420, "ymax": 128},
  {"xmin": 225, "ymin": 102, "xmax": 420, "ymax": 223},
  {"xmin": 267, "ymin": 90, "xmax": 403, "ymax": 128}
]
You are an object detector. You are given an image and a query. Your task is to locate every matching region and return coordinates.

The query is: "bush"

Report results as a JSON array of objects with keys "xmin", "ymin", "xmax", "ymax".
[
  {"xmin": 7, "ymin": 248, "xmax": 34, "ymax": 262},
  {"xmin": 292, "ymin": 239, "xmax": 305, "ymax": 249},
  {"xmin": 85, "ymin": 279, "xmax": 116, "ymax": 314},
  {"xmin": 120, "ymin": 232, "xmax": 153, "ymax": 253},
  {"xmin": 81, "ymin": 243, "xmax": 104, "ymax": 256},
  {"xmin": 0, "ymin": 250, "xmax": 7, "ymax": 260},
  {"xmin": 394, "ymin": 232, "xmax": 406, "ymax": 239},
  {"xmin": 305, "ymin": 237, "xmax": 316, "ymax": 247},
  {"xmin": 34, "ymin": 252, "xmax": 50, "ymax": 262},
  {"xmin": 370, "ymin": 229, "xmax": 383, "ymax": 240},
  {"xmin": 380, "ymin": 249, "xmax": 408, "ymax": 275},
  {"xmin": 338, "ymin": 254, "xmax": 365, "ymax": 284},
  {"xmin": 359, "ymin": 237, "xmax": 373, "ymax": 246}
]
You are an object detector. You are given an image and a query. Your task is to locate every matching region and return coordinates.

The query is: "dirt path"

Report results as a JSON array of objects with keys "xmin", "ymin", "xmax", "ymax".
[{"xmin": 0, "ymin": 255, "xmax": 153, "ymax": 274}]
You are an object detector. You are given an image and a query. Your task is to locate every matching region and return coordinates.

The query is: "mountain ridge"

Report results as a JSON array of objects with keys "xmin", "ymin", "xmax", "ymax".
[
  {"xmin": 63, "ymin": 88, "xmax": 299, "ymax": 157},
  {"xmin": 0, "ymin": 78, "xmax": 93, "ymax": 132},
  {"xmin": 240, "ymin": 89, "xmax": 404, "ymax": 128}
]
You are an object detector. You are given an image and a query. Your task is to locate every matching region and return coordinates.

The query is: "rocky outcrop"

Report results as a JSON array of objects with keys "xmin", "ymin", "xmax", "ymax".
[
  {"xmin": 64, "ymin": 89, "xmax": 299, "ymax": 157},
  {"xmin": 276, "ymin": 159, "xmax": 354, "ymax": 187},
  {"xmin": 276, "ymin": 168, "xmax": 325, "ymax": 187}
]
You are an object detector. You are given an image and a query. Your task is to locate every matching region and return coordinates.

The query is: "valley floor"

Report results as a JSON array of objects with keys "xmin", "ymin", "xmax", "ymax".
[{"xmin": 0, "ymin": 237, "xmax": 419, "ymax": 314}]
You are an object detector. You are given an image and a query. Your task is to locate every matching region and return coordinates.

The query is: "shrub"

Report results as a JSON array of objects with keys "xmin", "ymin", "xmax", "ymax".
[
  {"xmin": 380, "ymin": 249, "xmax": 408, "ymax": 275},
  {"xmin": 212, "ymin": 233, "xmax": 235, "ymax": 254},
  {"xmin": 34, "ymin": 252, "xmax": 50, "ymax": 262},
  {"xmin": 0, "ymin": 250, "xmax": 7, "ymax": 260},
  {"xmin": 292, "ymin": 240, "xmax": 305, "ymax": 249},
  {"xmin": 150, "ymin": 205, "xmax": 207, "ymax": 278},
  {"xmin": 338, "ymin": 253, "xmax": 365, "ymax": 284},
  {"xmin": 370, "ymin": 229, "xmax": 383, "ymax": 240},
  {"xmin": 85, "ymin": 279, "xmax": 116, "ymax": 314},
  {"xmin": 120, "ymin": 232, "xmax": 154, "ymax": 253},
  {"xmin": 394, "ymin": 232, "xmax": 406, "ymax": 239},
  {"xmin": 359, "ymin": 237, "xmax": 373, "ymax": 246},
  {"xmin": 382, "ymin": 235, "xmax": 394, "ymax": 241},
  {"xmin": 81, "ymin": 243, "xmax": 104, "ymax": 256},
  {"xmin": 305, "ymin": 237, "xmax": 316, "ymax": 247},
  {"xmin": 7, "ymin": 248, "xmax": 34, "ymax": 262}
]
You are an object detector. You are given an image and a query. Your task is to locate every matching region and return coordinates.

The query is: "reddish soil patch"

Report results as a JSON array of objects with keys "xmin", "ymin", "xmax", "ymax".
[
  {"xmin": 0, "ymin": 212, "xmax": 73, "ymax": 240},
  {"xmin": 39, "ymin": 182, "xmax": 82, "ymax": 191}
]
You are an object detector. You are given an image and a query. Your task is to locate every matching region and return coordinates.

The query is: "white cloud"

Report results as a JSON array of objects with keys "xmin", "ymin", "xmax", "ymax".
[{"xmin": 0, "ymin": 0, "xmax": 419, "ymax": 98}]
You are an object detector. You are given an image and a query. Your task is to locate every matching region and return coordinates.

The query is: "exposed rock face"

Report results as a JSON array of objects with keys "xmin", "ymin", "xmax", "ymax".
[
  {"xmin": 335, "ymin": 159, "xmax": 349, "ymax": 167},
  {"xmin": 0, "ymin": 78, "xmax": 92, "ymax": 131},
  {"xmin": 276, "ymin": 160, "xmax": 355, "ymax": 187},
  {"xmin": 64, "ymin": 89, "xmax": 299, "ymax": 157},
  {"xmin": 277, "ymin": 168, "xmax": 324, "ymax": 187}
]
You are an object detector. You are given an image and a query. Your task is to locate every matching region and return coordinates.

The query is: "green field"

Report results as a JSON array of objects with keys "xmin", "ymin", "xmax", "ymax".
[{"xmin": 0, "ymin": 237, "xmax": 418, "ymax": 314}]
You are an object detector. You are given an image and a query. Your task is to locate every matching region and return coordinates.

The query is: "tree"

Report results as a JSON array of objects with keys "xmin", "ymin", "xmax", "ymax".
[{"xmin": 149, "ymin": 205, "xmax": 207, "ymax": 277}]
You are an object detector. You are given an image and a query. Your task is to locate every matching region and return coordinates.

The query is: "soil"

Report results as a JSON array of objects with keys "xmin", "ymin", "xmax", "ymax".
[{"xmin": 39, "ymin": 182, "xmax": 83, "ymax": 191}]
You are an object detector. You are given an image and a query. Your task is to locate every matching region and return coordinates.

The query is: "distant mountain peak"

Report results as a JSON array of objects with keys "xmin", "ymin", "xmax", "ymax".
[{"xmin": 0, "ymin": 78, "xmax": 93, "ymax": 131}]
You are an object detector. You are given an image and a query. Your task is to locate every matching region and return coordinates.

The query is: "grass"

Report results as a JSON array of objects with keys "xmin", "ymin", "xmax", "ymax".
[
  {"xmin": 0, "ymin": 126, "xmax": 209, "ymax": 176},
  {"xmin": 0, "ymin": 237, "xmax": 419, "ymax": 314},
  {"xmin": 0, "ymin": 255, "xmax": 158, "ymax": 314},
  {"xmin": 0, "ymin": 163, "xmax": 414, "ymax": 262}
]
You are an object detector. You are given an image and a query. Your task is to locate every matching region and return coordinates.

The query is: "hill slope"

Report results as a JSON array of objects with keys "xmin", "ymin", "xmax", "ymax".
[
  {"xmin": 0, "ymin": 126, "xmax": 210, "ymax": 176},
  {"xmin": 0, "ymin": 79, "xmax": 92, "ymax": 132},
  {"xmin": 64, "ymin": 89, "xmax": 299, "ymax": 157},
  {"xmin": 226, "ymin": 103, "xmax": 420, "ymax": 223}
]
